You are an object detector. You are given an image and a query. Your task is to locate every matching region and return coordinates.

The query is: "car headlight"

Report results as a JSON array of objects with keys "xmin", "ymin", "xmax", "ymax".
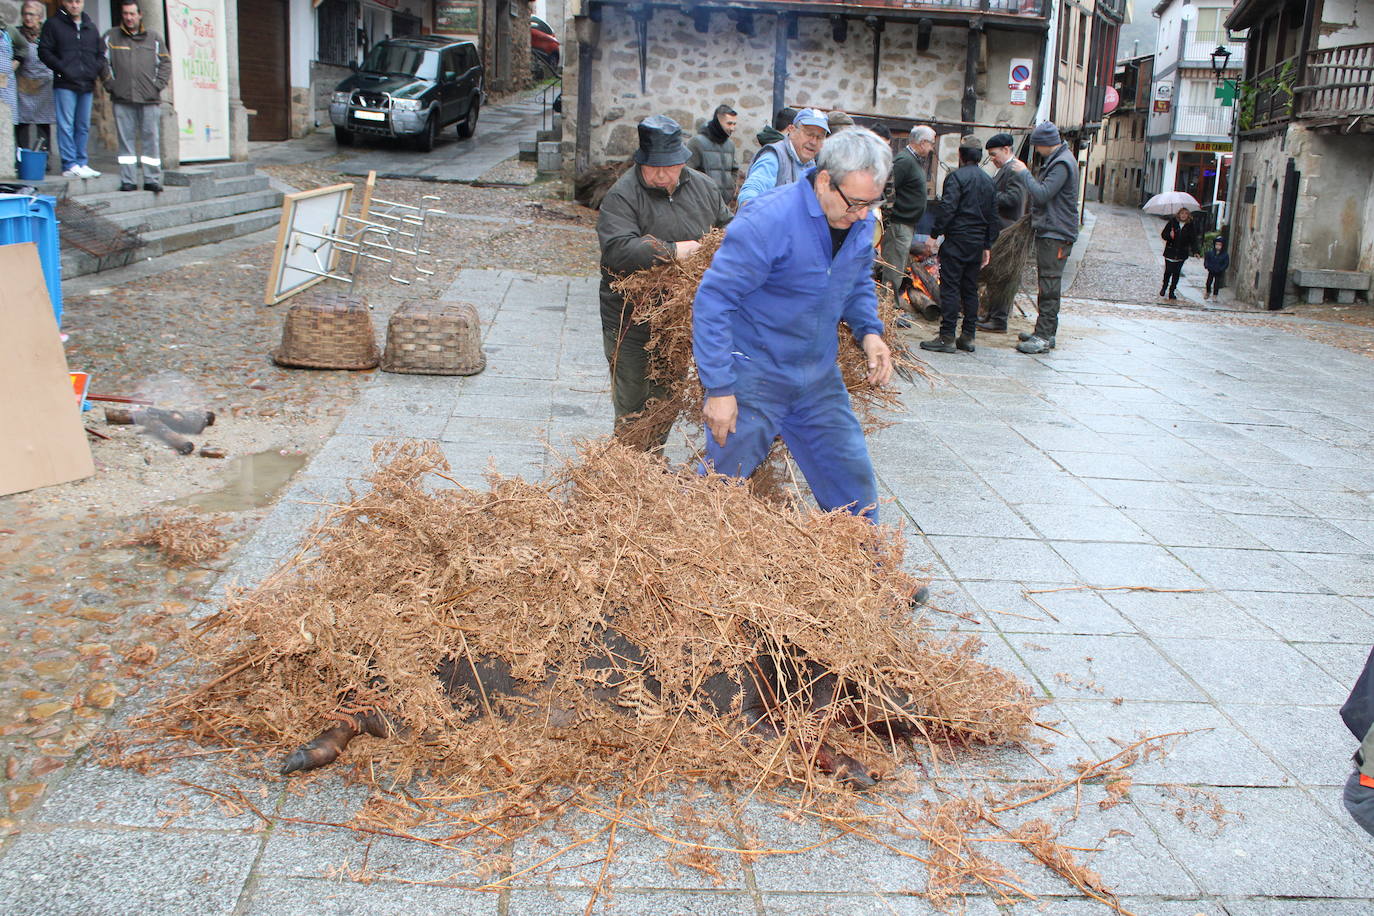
[
  {"xmin": 391, "ymin": 98, "xmax": 423, "ymax": 111},
  {"xmin": 332, "ymin": 91, "xmax": 351, "ymax": 104}
]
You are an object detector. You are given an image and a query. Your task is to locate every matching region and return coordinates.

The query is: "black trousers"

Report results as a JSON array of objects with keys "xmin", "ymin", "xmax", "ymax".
[
  {"xmin": 1161, "ymin": 258, "xmax": 1185, "ymax": 295},
  {"xmin": 1205, "ymin": 271, "xmax": 1223, "ymax": 295},
  {"xmin": 938, "ymin": 248, "xmax": 982, "ymax": 339}
]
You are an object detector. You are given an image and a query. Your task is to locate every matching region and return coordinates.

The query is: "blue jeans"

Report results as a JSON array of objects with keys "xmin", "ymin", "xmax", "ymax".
[
  {"xmin": 54, "ymin": 88, "xmax": 93, "ymax": 171},
  {"xmin": 702, "ymin": 362, "xmax": 879, "ymax": 523}
]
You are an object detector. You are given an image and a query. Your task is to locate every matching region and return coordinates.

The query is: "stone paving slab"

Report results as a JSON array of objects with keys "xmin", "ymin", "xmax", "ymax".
[{"xmin": 7, "ymin": 264, "xmax": 1374, "ymax": 912}]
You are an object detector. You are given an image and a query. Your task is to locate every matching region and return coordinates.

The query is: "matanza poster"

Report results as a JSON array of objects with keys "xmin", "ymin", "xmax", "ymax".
[{"xmin": 168, "ymin": 0, "xmax": 231, "ymax": 161}]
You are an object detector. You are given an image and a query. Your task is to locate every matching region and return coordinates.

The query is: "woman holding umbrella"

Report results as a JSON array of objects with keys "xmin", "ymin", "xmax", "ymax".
[{"xmin": 1160, "ymin": 207, "xmax": 1201, "ymax": 300}]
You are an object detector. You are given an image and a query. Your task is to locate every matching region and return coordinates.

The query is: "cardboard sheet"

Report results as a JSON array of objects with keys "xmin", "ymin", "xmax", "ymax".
[{"xmin": 0, "ymin": 243, "xmax": 95, "ymax": 496}]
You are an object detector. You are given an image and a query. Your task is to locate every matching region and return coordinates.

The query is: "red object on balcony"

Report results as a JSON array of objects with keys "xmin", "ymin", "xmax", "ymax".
[{"xmin": 1103, "ymin": 86, "xmax": 1120, "ymax": 115}]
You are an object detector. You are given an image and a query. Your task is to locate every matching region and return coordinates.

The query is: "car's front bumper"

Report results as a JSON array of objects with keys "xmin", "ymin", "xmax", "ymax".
[{"xmin": 330, "ymin": 102, "xmax": 430, "ymax": 137}]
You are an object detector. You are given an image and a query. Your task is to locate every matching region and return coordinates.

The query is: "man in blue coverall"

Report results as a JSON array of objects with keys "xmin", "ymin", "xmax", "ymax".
[{"xmin": 693, "ymin": 128, "xmax": 894, "ymax": 522}]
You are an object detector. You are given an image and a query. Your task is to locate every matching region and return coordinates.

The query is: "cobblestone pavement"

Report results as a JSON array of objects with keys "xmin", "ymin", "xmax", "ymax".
[{"xmin": 3, "ymin": 253, "xmax": 1374, "ymax": 913}]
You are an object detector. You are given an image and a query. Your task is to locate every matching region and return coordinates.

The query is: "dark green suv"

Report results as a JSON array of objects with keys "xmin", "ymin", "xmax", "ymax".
[{"xmin": 330, "ymin": 37, "xmax": 484, "ymax": 152}]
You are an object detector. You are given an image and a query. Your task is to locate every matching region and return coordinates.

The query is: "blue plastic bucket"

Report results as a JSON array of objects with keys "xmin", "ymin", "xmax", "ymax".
[{"xmin": 17, "ymin": 148, "xmax": 48, "ymax": 182}]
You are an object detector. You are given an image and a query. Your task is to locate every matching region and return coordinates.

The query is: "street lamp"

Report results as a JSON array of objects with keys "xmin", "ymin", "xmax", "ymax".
[{"xmin": 1210, "ymin": 45, "xmax": 1232, "ymax": 80}]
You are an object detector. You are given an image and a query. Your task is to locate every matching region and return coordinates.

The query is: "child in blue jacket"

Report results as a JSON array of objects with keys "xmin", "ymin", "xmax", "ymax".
[{"xmin": 1204, "ymin": 237, "xmax": 1229, "ymax": 299}]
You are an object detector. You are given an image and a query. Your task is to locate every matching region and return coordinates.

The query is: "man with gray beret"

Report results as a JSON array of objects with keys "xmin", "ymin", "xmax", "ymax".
[
  {"xmin": 597, "ymin": 114, "xmax": 730, "ymax": 450},
  {"xmin": 1009, "ymin": 120, "xmax": 1078, "ymax": 354}
]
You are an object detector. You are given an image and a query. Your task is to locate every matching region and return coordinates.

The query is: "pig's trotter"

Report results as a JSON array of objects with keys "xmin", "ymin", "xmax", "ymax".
[{"xmin": 280, "ymin": 722, "xmax": 360, "ymax": 775}]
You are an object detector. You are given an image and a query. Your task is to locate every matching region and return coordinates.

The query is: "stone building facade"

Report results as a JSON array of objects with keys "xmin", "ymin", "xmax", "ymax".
[
  {"xmin": 1095, "ymin": 52, "xmax": 1152, "ymax": 206},
  {"xmin": 561, "ymin": 0, "xmax": 1052, "ymax": 184},
  {"xmin": 1224, "ymin": 0, "xmax": 1374, "ymax": 307}
]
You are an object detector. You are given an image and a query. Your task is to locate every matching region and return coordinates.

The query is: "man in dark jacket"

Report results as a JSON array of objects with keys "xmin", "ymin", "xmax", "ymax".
[
  {"xmin": 920, "ymin": 142, "xmax": 999, "ymax": 354},
  {"xmin": 38, "ymin": 0, "xmax": 106, "ymax": 178},
  {"xmin": 1343, "ymin": 646, "xmax": 1374, "ymax": 838},
  {"xmin": 880, "ymin": 124, "xmax": 934, "ymax": 298},
  {"xmin": 1009, "ymin": 121, "xmax": 1079, "ymax": 355},
  {"xmin": 597, "ymin": 114, "xmax": 730, "ymax": 451},
  {"xmin": 977, "ymin": 132, "xmax": 1028, "ymax": 333},
  {"xmin": 103, "ymin": 1, "xmax": 170, "ymax": 192},
  {"xmin": 686, "ymin": 104, "xmax": 739, "ymax": 206}
]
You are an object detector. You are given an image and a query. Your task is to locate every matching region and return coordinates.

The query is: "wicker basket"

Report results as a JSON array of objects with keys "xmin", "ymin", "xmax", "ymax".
[
  {"xmin": 272, "ymin": 291, "xmax": 380, "ymax": 370},
  {"xmin": 381, "ymin": 299, "xmax": 486, "ymax": 376}
]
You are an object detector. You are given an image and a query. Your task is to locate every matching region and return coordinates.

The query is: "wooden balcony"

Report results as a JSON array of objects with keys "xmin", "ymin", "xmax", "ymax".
[
  {"xmin": 1241, "ymin": 56, "xmax": 1297, "ymax": 131},
  {"xmin": 743, "ymin": 0, "xmax": 1047, "ymax": 12},
  {"xmin": 1295, "ymin": 41, "xmax": 1374, "ymax": 124}
]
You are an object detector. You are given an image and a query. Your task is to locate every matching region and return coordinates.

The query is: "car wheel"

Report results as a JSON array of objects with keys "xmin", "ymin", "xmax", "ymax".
[
  {"xmin": 413, "ymin": 114, "xmax": 437, "ymax": 152},
  {"xmin": 457, "ymin": 98, "xmax": 479, "ymax": 139},
  {"xmin": 334, "ymin": 126, "xmax": 353, "ymax": 147}
]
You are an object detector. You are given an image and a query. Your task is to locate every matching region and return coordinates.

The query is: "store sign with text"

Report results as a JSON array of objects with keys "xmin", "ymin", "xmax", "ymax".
[{"xmin": 168, "ymin": 0, "xmax": 230, "ymax": 161}]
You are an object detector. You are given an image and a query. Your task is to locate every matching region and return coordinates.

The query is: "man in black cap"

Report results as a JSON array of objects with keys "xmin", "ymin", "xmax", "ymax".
[
  {"xmin": 597, "ymin": 114, "xmax": 731, "ymax": 451},
  {"xmin": 920, "ymin": 141, "xmax": 998, "ymax": 354},
  {"xmin": 976, "ymin": 133, "xmax": 1027, "ymax": 333}
]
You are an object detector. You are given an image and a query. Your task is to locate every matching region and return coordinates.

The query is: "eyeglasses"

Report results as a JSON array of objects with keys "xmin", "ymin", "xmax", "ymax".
[{"xmin": 833, "ymin": 183, "xmax": 885, "ymax": 214}]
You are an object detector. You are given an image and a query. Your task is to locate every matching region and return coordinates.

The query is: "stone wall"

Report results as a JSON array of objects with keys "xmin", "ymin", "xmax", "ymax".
[
  {"xmin": 312, "ymin": 61, "xmax": 352, "ymax": 127},
  {"xmin": 564, "ymin": 7, "xmax": 1043, "ymax": 173},
  {"xmin": 1229, "ymin": 126, "xmax": 1374, "ymax": 306}
]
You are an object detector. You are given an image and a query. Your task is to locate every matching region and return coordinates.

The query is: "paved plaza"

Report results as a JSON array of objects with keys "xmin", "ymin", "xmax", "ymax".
[{"xmin": 3, "ymin": 267, "xmax": 1374, "ymax": 913}]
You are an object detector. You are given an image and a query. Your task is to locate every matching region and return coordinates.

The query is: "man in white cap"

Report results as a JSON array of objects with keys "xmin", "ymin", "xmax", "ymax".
[
  {"xmin": 1008, "ymin": 120, "xmax": 1079, "ymax": 354},
  {"xmin": 737, "ymin": 107, "xmax": 829, "ymax": 205}
]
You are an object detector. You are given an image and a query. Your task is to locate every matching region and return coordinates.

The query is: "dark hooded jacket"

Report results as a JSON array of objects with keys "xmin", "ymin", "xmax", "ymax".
[
  {"xmin": 1342, "ymin": 646, "xmax": 1374, "ymax": 837},
  {"xmin": 38, "ymin": 8, "xmax": 106, "ymax": 93},
  {"xmin": 931, "ymin": 163, "xmax": 999, "ymax": 256},
  {"xmin": 1204, "ymin": 244, "xmax": 1230, "ymax": 274},
  {"xmin": 1161, "ymin": 217, "xmax": 1201, "ymax": 261},
  {"xmin": 755, "ymin": 124, "xmax": 784, "ymax": 147},
  {"xmin": 686, "ymin": 118, "xmax": 738, "ymax": 204}
]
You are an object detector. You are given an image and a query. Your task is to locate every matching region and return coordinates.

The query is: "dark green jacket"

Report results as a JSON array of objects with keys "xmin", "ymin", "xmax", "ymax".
[
  {"xmin": 596, "ymin": 165, "xmax": 730, "ymax": 329},
  {"xmin": 755, "ymin": 124, "xmax": 784, "ymax": 147},
  {"xmin": 888, "ymin": 145, "xmax": 927, "ymax": 227}
]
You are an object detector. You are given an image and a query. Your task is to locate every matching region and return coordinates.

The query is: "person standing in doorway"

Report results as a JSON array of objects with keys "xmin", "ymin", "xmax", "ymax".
[
  {"xmin": 39, "ymin": 0, "xmax": 105, "ymax": 178},
  {"xmin": 920, "ymin": 141, "xmax": 998, "ymax": 354},
  {"xmin": 1008, "ymin": 121, "xmax": 1078, "ymax": 355},
  {"xmin": 686, "ymin": 104, "xmax": 740, "ymax": 207},
  {"xmin": 103, "ymin": 0, "xmax": 170, "ymax": 192},
  {"xmin": 1160, "ymin": 207, "xmax": 1200, "ymax": 299}
]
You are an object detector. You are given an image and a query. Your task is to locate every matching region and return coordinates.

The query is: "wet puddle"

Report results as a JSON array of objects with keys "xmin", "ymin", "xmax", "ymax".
[{"xmin": 173, "ymin": 450, "xmax": 308, "ymax": 513}]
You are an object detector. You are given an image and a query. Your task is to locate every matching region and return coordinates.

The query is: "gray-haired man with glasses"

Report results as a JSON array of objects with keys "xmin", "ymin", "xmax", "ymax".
[{"xmin": 693, "ymin": 128, "xmax": 894, "ymax": 524}]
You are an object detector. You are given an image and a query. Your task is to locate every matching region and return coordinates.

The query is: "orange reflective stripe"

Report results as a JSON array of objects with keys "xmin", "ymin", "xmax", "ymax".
[{"xmin": 1360, "ymin": 773, "xmax": 1374, "ymax": 789}]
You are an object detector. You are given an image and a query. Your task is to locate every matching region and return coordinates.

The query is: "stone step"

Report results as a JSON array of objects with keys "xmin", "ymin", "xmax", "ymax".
[
  {"xmin": 60, "ymin": 208, "xmax": 282, "ymax": 278},
  {"xmin": 61, "ymin": 185, "xmax": 195, "ymax": 215},
  {"xmin": 164, "ymin": 161, "xmax": 256, "ymax": 182},
  {"xmin": 104, "ymin": 188, "xmax": 282, "ymax": 233},
  {"xmin": 211, "ymin": 173, "xmax": 271, "ymax": 197},
  {"xmin": 31, "ymin": 172, "xmax": 125, "ymax": 196}
]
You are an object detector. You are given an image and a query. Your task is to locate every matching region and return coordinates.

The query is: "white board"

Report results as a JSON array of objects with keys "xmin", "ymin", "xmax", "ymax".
[
  {"xmin": 264, "ymin": 184, "xmax": 356, "ymax": 305},
  {"xmin": 168, "ymin": 0, "xmax": 232, "ymax": 162}
]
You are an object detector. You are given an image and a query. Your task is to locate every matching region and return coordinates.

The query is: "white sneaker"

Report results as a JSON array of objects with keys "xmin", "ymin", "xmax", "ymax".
[
  {"xmin": 62, "ymin": 167, "xmax": 84, "ymax": 178},
  {"xmin": 77, "ymin": 165, "xmax": 101, "ymax": 178}
]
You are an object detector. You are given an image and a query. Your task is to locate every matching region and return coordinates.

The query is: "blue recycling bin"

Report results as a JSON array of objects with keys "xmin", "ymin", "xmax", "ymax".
[{"xmin": 0, "ymin": 193, "xmax": 63, "ymax": 326}]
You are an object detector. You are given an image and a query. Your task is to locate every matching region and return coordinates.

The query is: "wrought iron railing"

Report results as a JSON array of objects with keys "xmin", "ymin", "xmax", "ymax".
[
  {"xmin": 1241, "ymin": 56, "xmax": 1297, "ymax": 130},
  {"xmin": 1172, "ymin": 104, "xmax": 1233, "ymax": 137},
  {"xmin": 1295, "ymin": 41, "xmax": 1374, "ymax": 120}
]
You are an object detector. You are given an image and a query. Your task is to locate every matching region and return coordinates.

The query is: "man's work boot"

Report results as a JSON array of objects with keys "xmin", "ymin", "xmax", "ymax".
[
  {"xmin": 955, "ymin": 332, "xmax": 976, "ymax": 352},
  {"xmin": 920, "ymin": 336, "xmax": 957, "ymax": 354},
  {"xmin": 909, "ymin": 584, "xmax": 930, "ymax": 609},
  {"xmin": 976, "ymin": 320, "xmax": 1006, "ymax": 333},
  {"xmin": 1018, "ymin": 331, "xmax": 1036, "ymax": 341},
  {"xmin": 1016, "ymin": 335, "xmax": 1055, "ymax": 354}
]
